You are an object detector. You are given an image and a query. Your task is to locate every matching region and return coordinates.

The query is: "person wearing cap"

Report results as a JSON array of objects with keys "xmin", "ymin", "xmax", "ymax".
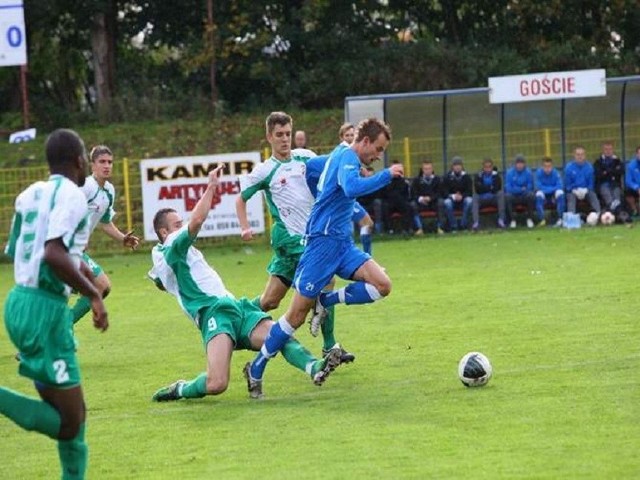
[
  {"xmin": 441, "ymin": 156, "xmax": 473, "ymax": 231},
  {"xmin": 505, "ymin": 154, "xmax": 536, "ymax": 228},
  {"xmin": 565, "ymin": 146, "xmax": 601, "ymax": 216}
]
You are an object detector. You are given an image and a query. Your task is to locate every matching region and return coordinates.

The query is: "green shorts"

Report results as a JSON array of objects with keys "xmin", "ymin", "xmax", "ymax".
[
  {"xmin": 266, "ymin": 250, "xmax": 301, "ymax": 286},
  {"xmin": 4, "ymin": 286, "xmax": 80, "ymax": 387},
  {"xmin": 267, "ymin": 223, "xmax": 304, "ymax": 285},
  {"xmin": 198, "ymin": 297, "xmax": 270, "ymax": 351},
  {"xmin": 82, "ymin": 252, "xmax": 103, "ymax": 277}
]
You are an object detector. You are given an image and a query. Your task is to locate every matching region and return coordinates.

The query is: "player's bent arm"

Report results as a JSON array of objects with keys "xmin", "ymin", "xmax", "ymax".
[
  {"xmin": 188, "ymin": 166, "xmax": 224, "ymax": 238},
  {"xmin": 99, "ymin": 222, "xmax": 139, "ymax": 249},
  {"xmin": 235, "ymin": 196, "xmax": 253, "ymax": 236},
  {"xmin": 44, "ymin": 239, "xmax": 108, "ymax": 331},
  {"xmin": 341, "ymin": 167, "xmax": 392, "ymax": 199},
  {"xmin": 45, "ymin": 239, "xmax": 100, "ymax": 300}
]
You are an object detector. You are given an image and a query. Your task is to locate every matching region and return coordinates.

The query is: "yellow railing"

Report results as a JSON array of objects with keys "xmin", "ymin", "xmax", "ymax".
[{"xmin": 1, "ymin": 121, "xmax": 637, "ymax": 253}]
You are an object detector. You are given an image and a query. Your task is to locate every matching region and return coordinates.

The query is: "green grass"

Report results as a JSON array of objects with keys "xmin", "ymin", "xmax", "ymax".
[{"xmin": 1, "ymin": 227, "xmax": 639, "ymax": 479}]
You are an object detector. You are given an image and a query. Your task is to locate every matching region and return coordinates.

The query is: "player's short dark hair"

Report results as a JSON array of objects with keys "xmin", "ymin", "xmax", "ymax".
[
  {"xmin": 45, "ymin": 129, "xmax": 86, "ymax": 169},
  {"xmin": 153, "ymin": 208, "xmax": 177, "ymax": 242},
  {"xmin": 266, "ymin": 112, "xmax": 292, "ymax": 135},
  {"xmin": 542, "ymin": 156, "xmax": 553, "ymax": 164},
  {"xmin": 90, "ymin": 145, "xmax": 113, "ymax": 162},
  {"xmin": 482, "ymin": 158, "xmax": 493, "ymax": 166},
  {"xmin": 354, "ymin": 118, "xmax": 391, "ymax": 144}
]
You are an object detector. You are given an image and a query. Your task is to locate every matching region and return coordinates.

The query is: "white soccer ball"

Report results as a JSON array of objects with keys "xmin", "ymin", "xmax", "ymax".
[
  {"xmin": 600, "ymin": 211, "xmax": 615, "ymax": 225},
  {"xmin": 586, "ymin": 211, "xmax": 599, "ymax": 226},
  {"xmin": 458, "ymin": 352, "xmax": 492, "ymax": 387}
]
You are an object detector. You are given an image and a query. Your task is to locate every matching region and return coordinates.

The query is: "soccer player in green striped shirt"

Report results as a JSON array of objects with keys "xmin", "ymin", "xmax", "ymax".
[{"xmin": 149, "ymin": 167, "xmax": 340, "ymax": 400}]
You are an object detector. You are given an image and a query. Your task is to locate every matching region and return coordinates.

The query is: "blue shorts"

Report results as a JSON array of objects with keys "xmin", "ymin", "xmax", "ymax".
[
  {"xmin": 351, "ymin": 203, "xmax": 368, "ymax": 223},
  {"xmin": 294, "ymin": 236, "xmax": 371, "ymax": 298}
]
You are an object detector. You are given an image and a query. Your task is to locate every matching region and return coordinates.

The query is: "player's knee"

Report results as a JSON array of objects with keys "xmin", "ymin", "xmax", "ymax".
[
  {"xmin": 374, "ymin": 278, "xmax": 392, "ymax": 297},
  {"xmin": 102, "ymin": 286, "xmax": 111, "ymax": 299},
  {"xmin": 261, "ymin": 297, "xmax": 280, "ymax": 311},
  {"xmin": 206, "ymin": 374, "xmax": 229, "ymax": 395},
  {"xmin": 57, "ymin": 408, "xmax": 84, "ymax": 440}
]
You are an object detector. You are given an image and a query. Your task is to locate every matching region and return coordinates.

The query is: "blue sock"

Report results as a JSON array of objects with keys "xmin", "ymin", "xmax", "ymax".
[
  {"xmin": 250, "ymin": 317, "xmax": 294, "ymax": 380},
  {"xmin": 321, "ymin": 282, "xmax": 382, "ymax": 308},
  {"xmin": 361, "ymin": 234, "xmax": 372, "ymax": 255}
]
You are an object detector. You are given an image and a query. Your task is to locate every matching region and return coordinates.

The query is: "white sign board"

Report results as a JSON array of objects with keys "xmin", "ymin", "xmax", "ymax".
[
  {"xmin": 140, "ymin": 152, "xmax": 265, "ymax": 241},
  {"xmin": 0, "ymin": 1, "xmax": 27, "ymax": 66},
  {"xmin": 9, "ymin": 127, "xmax": 35, "ymax": 143},
  {"xmin": 489, "ymin": 69, "xmax": 606, "ymax": 104}
]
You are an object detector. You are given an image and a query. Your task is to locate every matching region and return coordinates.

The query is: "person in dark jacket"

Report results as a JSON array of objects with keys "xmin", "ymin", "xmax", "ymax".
[
  {"xmin": 382, "ymin": 160, "xmax": 422, "ymax": 234},
  {"xmin": 471, "ymin": 158, "xmax": 506, "ymax": 231},
  {"xmin": 441, "ymin": 156, "xmax": 473, "ymax": 231},
  {"xmin": 410, "ymin": 161, "xmax": 442, "ymax": 233},
  {"xmin": 593, "ymin": 141, "xmax": 624, "ymax": 213}
]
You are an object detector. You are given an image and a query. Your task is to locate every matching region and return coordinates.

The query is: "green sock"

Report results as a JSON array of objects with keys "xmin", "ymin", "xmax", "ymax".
[
  {"xmin": 282, "ymin": 339, "xmax": 319, "ymax": 376},
  {"xmin": 58, "ymin": 422, "xmax": 87, "ymax": 480},
  {"xmin": 321, "ymin": 305, "xmax": 337, "ymax": 351},
  {"xmin": 180, "ymin": 373, "xmax": 207, "ymax": 398},
  {"xmin": 0, "ymin": 386, "xmax": 61, "ymax": 439},
  {"xmin": 71, "ymin": 296, "xmax": 92, "ymax": 324},
  {"xmin": 250, "ymin": 295, "xmax": 262, "ymax": 310}
]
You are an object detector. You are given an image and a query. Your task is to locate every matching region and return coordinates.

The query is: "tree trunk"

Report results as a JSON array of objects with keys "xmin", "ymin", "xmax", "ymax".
[
  {"xmin": 91, "ymin": 5, "xmax": 116, "ymax": 120},
  {"xmin": 207, "ymin": 0, "xmax": 217, "ymax": 112}
]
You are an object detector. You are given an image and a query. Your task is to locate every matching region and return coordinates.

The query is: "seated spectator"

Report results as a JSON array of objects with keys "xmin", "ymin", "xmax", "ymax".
[
  {"xmin": 565, "ymin": 146, "xmax": 601, "ymax": 216},
  {"xmin": 594, "ymin": 140, "xmax": 624, "ymax": 214},
  {"xmin": 471, "ymin": 158, "xmax": 506, "ymax": 231},
  {"xmin": 505, "ymin": 154, "xmax": 535, "ymax": 228},
  {"xmin": 294, "ymin": 130, "xmax": 307, "ymax": 148},
  {"xmin": 382, "ymin": 160, "xmax": 423, "ymax": 235},
  {"xmin": 535, "ymin": 156, "xmax": 565, "ymax": 227},
  {"xmin": 624, "ymin": 146, "xmax": 640, "ymax": 216},
  {"xmin": 441, "ymin": 156, "xmax": 473, "ymax": 232},
  {"xmin": 410, "ymin": 161, "xmax": 442, "ymax": 232}
]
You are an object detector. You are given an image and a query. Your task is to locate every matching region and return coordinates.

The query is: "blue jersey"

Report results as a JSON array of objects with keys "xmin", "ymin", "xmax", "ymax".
[
  {"xmin": 308, "ymin": 146, "xmax": 392, "ymax": 239},
  {"xmin": 535, "ymin": 168, "xmax": 563, "ymax": 195},
  {"xmin": 306, "ymin": 151, "xmax": 368, "ymax": 223},
  {"xmin": 564, "ymin": 161, "xmax": 594, "ymax": 191},
  {"xmin": 305, "ymin": 154, "xmax": 330, "ymax": 198}
]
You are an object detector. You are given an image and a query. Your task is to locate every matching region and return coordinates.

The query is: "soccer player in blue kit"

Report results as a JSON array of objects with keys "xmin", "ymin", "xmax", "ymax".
[{"xmin": 244, "ymin": 118, "xmax": 404, "ymax": 394}]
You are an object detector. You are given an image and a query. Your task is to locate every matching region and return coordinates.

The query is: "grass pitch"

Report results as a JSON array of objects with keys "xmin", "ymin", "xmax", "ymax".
[{"xmin": 1, "ymin": 226, "xmax": 639, "ymax": 479}]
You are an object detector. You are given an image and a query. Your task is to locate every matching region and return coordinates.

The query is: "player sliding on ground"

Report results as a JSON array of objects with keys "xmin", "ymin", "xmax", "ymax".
[
  {"xmin": 149, "ymin": 166, "xmax": 342, "ymax": 401},
  {"xmin": 244, "ymin": 118, "xmax": 403, "ymax": 397}
]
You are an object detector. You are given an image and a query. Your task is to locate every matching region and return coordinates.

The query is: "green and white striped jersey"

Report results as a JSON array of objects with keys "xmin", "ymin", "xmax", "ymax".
[
  {"xmin": 5, "ymin": 175, "xmax": 90, "ymax": 298},
  {"xmin": 149, "ymin": 226, "xmax": 232, "ymax": 327},
  {"xmin": 240, "ymin": 153, "xmax": 315, "ymax": 240},
  {"xmin": 81, "ymin": 175, "xmax": 116, "ymax": 235}
]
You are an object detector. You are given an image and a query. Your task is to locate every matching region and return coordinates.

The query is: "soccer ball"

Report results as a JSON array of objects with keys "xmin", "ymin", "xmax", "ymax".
[
  {"xmin": 600, "ymin": 211, "xmax": 615, "ymax": 225},
  {"xmin": 586, "ymin": 211, "xmax": 599, "ymax": 226},
  {"xmin": 458, "ymin": 352, "xmax": 492, "ymax": 387}
]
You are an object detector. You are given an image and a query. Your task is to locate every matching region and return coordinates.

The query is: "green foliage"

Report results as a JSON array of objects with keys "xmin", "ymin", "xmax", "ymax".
[
  {"xmin": 2, "ymin": 0, "xmax": 639, "ymax": 126},
  {"xmin": 0, "ymin": 228, "xmax": 639, "ymax": 478}
]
